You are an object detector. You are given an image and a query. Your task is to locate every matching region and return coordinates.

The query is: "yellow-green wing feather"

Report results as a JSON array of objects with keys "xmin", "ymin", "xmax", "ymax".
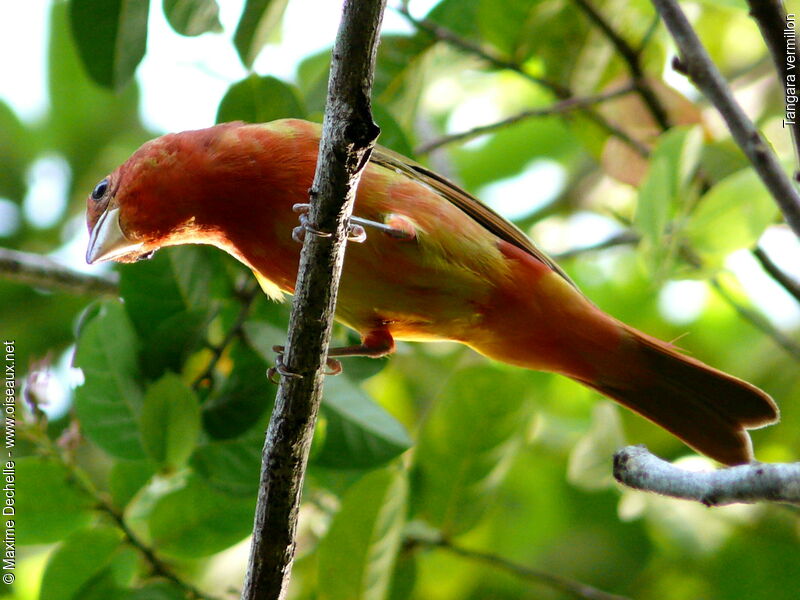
[{"xmin": 370, "ymin": 146, "xmax": 578, "ymax": 289}]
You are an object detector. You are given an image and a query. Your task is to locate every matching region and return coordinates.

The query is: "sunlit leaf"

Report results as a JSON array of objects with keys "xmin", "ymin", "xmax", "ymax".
[
  {"xmin": 413, "ymin": 365, "xmax": 529, "ymax": 535},
  {"xmin": 163, "ymin": 0, "xmax": 222, "ymax": 37},
  {"xmin": 68, "ymin": 0, "xmax": 149, "ymax": 89},
  {"xmin": 687, "ymin": 167, "xmax": 779, "ymax": 263},
  {"xmin": 148, "ymin": 475, "xmax": 255, "ymax": 557},
  {"xmin": 234, "ymin": 0, "xmax": 289, "ymax": 68},
  {"xmin": 216, "ymin": 74, "xmax": 306, "ymax": 124},
  {"xmin": 567, "ymin": 402, "xmax": 625, "ymax": 490},
  {"xmin": 635, "ymin": 125, "xmax": 703, "ymax": 275},
  {"xmin": 318, "ymin": 468, "xmax": 408, "ymax": 600},
  {"xmin": 109, "ymin": 460, "xmax": 155, "ymax": 509},
  {"xmin": 15, "ymin": 457, "xmax": 93, "ymax": 545},
  {"xmin": 39, "ymin": 526, "xmax": 123, "ymax": 600}
]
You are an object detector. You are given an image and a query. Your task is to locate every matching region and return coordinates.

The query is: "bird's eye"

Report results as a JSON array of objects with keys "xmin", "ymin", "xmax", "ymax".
[{"xmin": 91, "ymin": 179, "xmax": 109, "ymax": 200}]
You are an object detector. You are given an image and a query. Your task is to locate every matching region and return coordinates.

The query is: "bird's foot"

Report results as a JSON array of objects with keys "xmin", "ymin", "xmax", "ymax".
[
  {"xmin": 268, "ymin": 345, "xmax": 342, "ymax": 383},
  {"xmin": 291, "ymin": 203, "xmax": 367, "ymax": 243},
  {"xmin": 291, "ymin": 204, "xmax": 415, "ymax": 243}
]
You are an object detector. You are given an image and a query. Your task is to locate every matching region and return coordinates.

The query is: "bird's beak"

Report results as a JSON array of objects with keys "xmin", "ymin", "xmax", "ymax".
[{"xmin": 86, "ymin": 207, "xmax": 143, "ymax": 264}]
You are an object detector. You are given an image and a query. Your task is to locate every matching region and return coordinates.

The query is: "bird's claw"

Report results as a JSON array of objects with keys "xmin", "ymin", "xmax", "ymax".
[
  {"xmin": 291, "ymin": 203, "xmax": 367, "ymax": 244},
  {"xmin": 268, "ymin": 345, "xmax": 342, "ymax": 383},
  {"xmin": 268, "ymin": 345, "xmax": 304, "ymax": 384}
]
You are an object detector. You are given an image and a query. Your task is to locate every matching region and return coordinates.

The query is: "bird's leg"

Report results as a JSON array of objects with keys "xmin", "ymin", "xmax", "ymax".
[
  {"xmin": 268, "ymin": 330, "xmax": 395, "ymax": 381},
  {"xmin": 292, "ymin": 203, "xmax": 415, "ymax": 243},
  {"xmin": 350, "ymin": 214, "xmax": 416, "ymax": 241}
]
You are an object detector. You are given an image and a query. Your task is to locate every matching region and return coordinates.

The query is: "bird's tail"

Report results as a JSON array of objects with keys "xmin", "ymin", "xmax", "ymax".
[{"xmin": 579, "ymin": 324, "xmax": 779, "ymax": 466}]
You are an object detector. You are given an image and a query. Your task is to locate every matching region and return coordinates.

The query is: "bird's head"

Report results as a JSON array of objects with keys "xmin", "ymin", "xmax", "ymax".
[{"xmin": 85, "ymin": 125, "xmax": 242, "ymax": 265}]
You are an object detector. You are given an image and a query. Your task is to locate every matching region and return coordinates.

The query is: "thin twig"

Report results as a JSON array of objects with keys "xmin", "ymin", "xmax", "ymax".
[
  {"xmin": 240, "ymin": 1, "xmax": 386, "ymax": 598},
  {"xmin": 98, "ymin": 499, "xmax": 220, "ymax": 600},
  {"xmin": 746, "ymin": 1, "xmax": 800, "ymax": 170},
  {"xmin": 0, "ymin": 247, "xmax": 118, "ymax": 296},
  {"xmin": 652, "ymin": 0, "xmax": 800, "ymax": 238},
  {"xmin": 572, "ymin": 0, "xmax": 671, "ymax": 131},
  {"xmin": 416, "ymin": 84, "xmax": 636, "ymax": 154},
  {"xmin": 554, "ymin": 230, "xmax": 640, "ymax": 260},
  {"xmin": 192, "ymin": 278, "xmax": 261, "ymax": 391},
  {"xmin": 614, "ymin": 445, "xmax": 800, "ymax": 505},
  {"xmin": 396, "ymin": 4, "xmax": 650, "ymax": 157},
  {"xmin": 396, "ymin": 4, "xmax": 567, "ymax": 96},
  {"xmin": 752, "ymin": 245, "xmax": 800, "ymax": 304},
  {"xmin": 410, "ymin": 536, "xmax": 634, "ymax": 600},
  {"xmin": 25, "ymin": 421, "xmax": 219, "ymax": 600},
  {"xmin": 709, "ymin": 276, "xmax": 800, "ymax": 361}
]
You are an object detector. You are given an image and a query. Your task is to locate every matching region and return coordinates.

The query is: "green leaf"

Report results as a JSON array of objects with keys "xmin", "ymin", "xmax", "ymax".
[
  {"xmin": 635, "ymin": 126, "xmax": 703, "ymax": 274},
  {"xmin": 373, "ymin": 34, "xmax": 433, "ymax": 116},
  {"xmin": 148, "ymin": 475, "xmax": 255, "ymax": 557},
  {"xmin": 635, "ymin": 154, "xmax": 673, "ymax": 248},
  {"xmin": 68, "ymin": 0, "xmax": 149, "ymax": 89},
  {"xmin": 191, "ymin": 426, "xmax": 264, "ymax": 496},
  {"xmin": 296, "ymin": 48, "xmax": 331, "ymax": 114},
  {"xmin": 202, "ymin": 340, "xmax": 274, "ymax": 440},
  {"xmin": 15, "ymin": 457, "xmax": 93, "ymax": 545},
  {"xmin": 567, "ymin": 402, "xmax": 625, "ymax": 491},
  {"xmin": 119, "ymin": 246, "xmax": 224, "ymax": 377},
  {"xmin": 477, "ymin": 0, "xmax": 535, "ymax": 58},
  {"xmin": 686, "ymin": 167, "xmax": 779, "ymax": 264},
  {"xmin": 636, "ymin": 126, "xmax": 703, "ymax": 240},
  {"xmin": 47, "ymin": 2, "xmax": 147, "ymax": 190},
  {"xmin": 412, "ymin": 366, "xmax": 529, "ymax": 535},
  {"xmin": 373, "ymin": 104, "xmax": 414, "ymax": 158},
  {"xmin": 129, "ymin": 582, "xmax": 188, "ymax": 600},
  {"xmin": 216, "ymin": 74, "xmax": 306, "ymax": 124},
  {"xmin": 426, "ymin": 0, "xmax": 481, "ymax": 39},
  {"xmin": 163, "ymin": 0, "xmax": 222, "ymax": 37},
  {"xmin": 109, "ymin": 460, "xmax": 156, "ymax": 509},
  {"xmin": 233, "ymin": 0, "xmax": 289, "ymax": 68},
  {"xmin": 40, "ymin": 526, "xmax": 123, "ymax": 600},
  {"xmin": 140, "ymin": 373, "xmax": 201, "ymax": 470},
  {"xmin": 313, "ymin": 376, "xmax": 412, "ymax": 470},
  {"xmin": 74, "ymin": 301, "xmax": 145, "ymax": 459},
  {"xmin": 318, "ymin": 468, "xmax": 408, "ymax": 600},
  {"xmin": 119, "ymin": 247, "xmax": 219, "ymax": 332},
  {"xmin": 0, "ymin": 101, "xmax": 34, "ymax": 203}
]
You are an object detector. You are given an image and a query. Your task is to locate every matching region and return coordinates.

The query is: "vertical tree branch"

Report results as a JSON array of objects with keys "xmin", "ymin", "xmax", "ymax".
[
  {"xmin": 651, "ymin": 0, "xmax": 800, "ymax": 239},
  {"xmin": 746, "ymin": 1, "xmax": 800, "ymax": 169},
  {"xmin": 240, "ymin": 1, "xmax": 386, "ymax": 598}
]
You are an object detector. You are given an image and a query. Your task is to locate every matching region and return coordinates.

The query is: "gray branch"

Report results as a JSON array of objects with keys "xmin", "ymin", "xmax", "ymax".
[
  {"xmin": 746, "ymin": 1, "xmax": 800, "ymax": 170},
  {"xmin": 239, "ymin": 1, "xmax": 386, "ymax": 599},
  {"xmin": 0, "ymin": 247, "xmax": 118, "ymax": 296},
  {"xmin": 415, "ymin": 84, "xmax": 636, "ymax": 155},
  {"xmin": 651, "ymin": 0, "xmax": 800, "ymax": 239},
  {"xmin": 614, "ymin": 445, "xmax": 800, "ymax": 506}
]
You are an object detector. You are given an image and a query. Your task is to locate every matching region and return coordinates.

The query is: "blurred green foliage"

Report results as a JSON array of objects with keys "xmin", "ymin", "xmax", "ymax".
[{"xmin": 2, "ymin": 1, "xmax": 800, "ymax": 599}]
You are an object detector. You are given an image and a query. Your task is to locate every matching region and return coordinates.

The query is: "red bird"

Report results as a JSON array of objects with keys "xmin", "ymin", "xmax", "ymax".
[{"xmin": 85, "ymin": 119, "xmax": 778, "ymax": 465}]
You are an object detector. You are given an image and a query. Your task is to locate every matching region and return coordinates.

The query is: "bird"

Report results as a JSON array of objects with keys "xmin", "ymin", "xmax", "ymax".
[{"xmin": 84, "ymin": 118, "xmax": 778, "ymax": 466}]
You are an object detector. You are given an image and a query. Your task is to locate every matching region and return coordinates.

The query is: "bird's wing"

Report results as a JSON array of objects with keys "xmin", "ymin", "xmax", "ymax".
[{"xmin": 370, "ymin": 146, "xmax": 578, "ymax": 289}]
